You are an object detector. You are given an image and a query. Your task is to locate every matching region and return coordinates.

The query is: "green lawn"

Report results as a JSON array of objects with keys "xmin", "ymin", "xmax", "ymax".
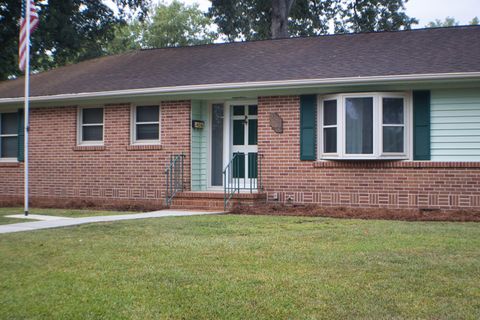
[
  {"xmin": 0, "ymin": 214, "xmax": 479, "ymax": 319},
  {"xmin": 0, "ymin": 207, "xmax": 138, "ymax": 225}
]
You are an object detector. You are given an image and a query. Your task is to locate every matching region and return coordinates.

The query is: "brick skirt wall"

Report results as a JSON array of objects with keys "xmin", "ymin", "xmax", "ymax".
[
  {"xmin": 258, "ymin": 96, "xmax": 480, "ymax": 210},
  {"xmin": 0, "ymin": 101, "xmax": 191, "ymax": 208}
]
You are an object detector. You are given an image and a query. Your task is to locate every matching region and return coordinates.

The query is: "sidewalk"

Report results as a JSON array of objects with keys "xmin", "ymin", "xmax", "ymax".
[{"xmin": 0, "ymin": 210, "xmax": 223, "ymax": 234}]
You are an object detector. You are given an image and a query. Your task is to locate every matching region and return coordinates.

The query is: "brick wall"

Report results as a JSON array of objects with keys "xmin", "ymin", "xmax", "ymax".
[
  {"xmin": 258, "ymin": 96, "xmax": 480, "ymax": 210},
  {"xmin": 0, "ymin": 101, "xmax": 191, "ymax": 207},
  {"xmin": 2, "ymin": 95, "xmax": 480, "ymax": 211}
]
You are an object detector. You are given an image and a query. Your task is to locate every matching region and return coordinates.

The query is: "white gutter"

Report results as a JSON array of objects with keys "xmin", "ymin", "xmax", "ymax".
[{"xmin": 1, "ymin": 72, "xmax": 480, "ymax": 105}]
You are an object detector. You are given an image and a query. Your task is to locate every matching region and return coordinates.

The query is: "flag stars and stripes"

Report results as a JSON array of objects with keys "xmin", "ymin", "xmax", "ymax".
[{"xmin": 19, "ymin": 0, "xmax": 39, "ymax": 72}]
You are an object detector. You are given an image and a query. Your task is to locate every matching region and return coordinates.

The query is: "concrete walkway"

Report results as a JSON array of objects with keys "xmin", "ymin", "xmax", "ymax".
[
  {"xmin": 0, "ymin": 210, "xmax": 223, "ymax": 234},
  {"xmin": 6, "ymin": 214, "xmax": 73, "ymax": 221}
]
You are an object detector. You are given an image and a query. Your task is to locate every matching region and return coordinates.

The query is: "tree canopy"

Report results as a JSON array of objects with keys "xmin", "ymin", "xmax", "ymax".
[
  {"xmin": 106, "ymin": 0, "xmax": 217, "ymax": 54},
  {"xmin": 208, "ymin": 0, "xmax": 418, "ymax": 41},
  {"xmin": 426, "ymin": 17, "xmax": 460, "ymax": 28},
  {"xmin": 426, "ymin": 16, "xmax": 479, "ymax": 28},
  {"xmin": 0, "ymin": 0, "xmax": 150, "ymax": 80}
]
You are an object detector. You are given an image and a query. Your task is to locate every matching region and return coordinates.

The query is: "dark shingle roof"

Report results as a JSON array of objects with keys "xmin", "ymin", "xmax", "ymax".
[{"xmin": 1, "ymin": 26, "xmax": 479, "ymax": 99}]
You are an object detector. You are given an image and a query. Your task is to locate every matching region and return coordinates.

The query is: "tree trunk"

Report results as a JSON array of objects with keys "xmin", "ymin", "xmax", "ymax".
[{"xmin": 271, "ymin": 0, "xmax": 295, "ymax": 39}]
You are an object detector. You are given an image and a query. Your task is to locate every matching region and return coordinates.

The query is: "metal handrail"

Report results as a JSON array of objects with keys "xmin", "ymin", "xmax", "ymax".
[
  {"xmin": 165, "ymin": 153, "xmax": 185, "ymax": 206},
  {"xmin": 223, "ymin": 152, "xmax": 262, "ymax": 210}
]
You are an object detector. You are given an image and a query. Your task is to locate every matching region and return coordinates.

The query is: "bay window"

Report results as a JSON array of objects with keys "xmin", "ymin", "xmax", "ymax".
[{"xmin": 318, "ymin": 92, "xmax": 410, "ymax": 160}]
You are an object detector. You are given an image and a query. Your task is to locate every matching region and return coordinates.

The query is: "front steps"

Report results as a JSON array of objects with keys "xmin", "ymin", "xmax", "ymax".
[{"xmin": 170, "ymin": 191, "xmax": 267, "ymax": 211}]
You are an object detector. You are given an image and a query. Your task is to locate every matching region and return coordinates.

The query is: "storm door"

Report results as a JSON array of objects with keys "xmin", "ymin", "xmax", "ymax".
[{"xmin": 231, "ymin": 104, "xmax": 258, "ymax": 189}]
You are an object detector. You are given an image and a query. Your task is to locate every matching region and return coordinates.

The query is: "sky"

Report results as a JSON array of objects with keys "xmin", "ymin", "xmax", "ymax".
[{"xmin": 159, "ymin": 0, "xmax": 480, "ymax": 27}]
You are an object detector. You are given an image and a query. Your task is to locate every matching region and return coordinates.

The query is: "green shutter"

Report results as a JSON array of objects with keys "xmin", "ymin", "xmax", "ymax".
[
  {"xmin": 300, "ymin": 95, "xmax": 317, "ymax": 160},
  {"xmin": 413, "ymin": 91, "xmax": 431, "ymax": 160},
  {"xmin": 17, "ymin": 109, "xmax": 25, "ymax": 162}
]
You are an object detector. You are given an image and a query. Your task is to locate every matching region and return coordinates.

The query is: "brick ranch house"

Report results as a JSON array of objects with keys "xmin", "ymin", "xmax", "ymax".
[{"xmin": 0, "ymin": 26, "xmax": 479, "ymax": 211}]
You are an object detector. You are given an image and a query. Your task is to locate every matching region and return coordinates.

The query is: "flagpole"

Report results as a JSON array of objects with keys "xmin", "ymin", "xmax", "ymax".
[{"xmin": 24, "ymin": 0, "xmax": 31, "ymax": 216}]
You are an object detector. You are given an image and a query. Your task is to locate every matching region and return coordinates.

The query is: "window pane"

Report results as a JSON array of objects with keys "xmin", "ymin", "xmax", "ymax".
[
  {"xmin": 323, "ymin": 100, "xmax": 337, "ymax": 126},
  {"xmin": 233, "ymin": 152, "xmax": 245, "ymax": 178},
  {"xmin": 82, "ymin": 126, "xmax": 103, "ymax": 141},
  {"xmin": 383, "ymin": 98, "xmax": 404, "ymax": 124},
  {"xmin": 1, "ymin": 113, "xmax": 18, "ymax": 134},
  {"xmin": 346, "ymin": 97, "xmax": 373, "ymax": 154},
  {"xmin": 82, "ymin": 108, "xmax": 103, "ymax": 124},
  {"xmin": 323, "ymin": 128, "xmax": 337, "ymax": 153},
  {"xmin": 233, "ymin": 105, "xmax": 244, "ymax": 116},
  {"xmin": 248, "ymin": 119, "xmax": 257, "ymax": 145},
  {"xmin": 211, "ymin": 104, "xmax": 224, "ymax": 186},
  {"xmin": 136, "ymin": 124, "xmax": 159, "ymax": 140},
  {"xmin": 233, "ymin": 120, "xmax": 244, "ymax": 145},
  {"xmin": 136, "ymin": 106, "xmax": 159, "ymax": 122},
  {"xmin": 248, "ymin": 105, "xmax": 258, "ymax": 115},
  {"xmin": 383, "ymin": 126, "xmax": 404, "ymax": 153},
  {"xmin": 248, "ymin": 153, "xmax": 258, "ymax": 179},
  {"xmin": 1, "ymin": 137, "xmax": 18, "ymax": 158}
]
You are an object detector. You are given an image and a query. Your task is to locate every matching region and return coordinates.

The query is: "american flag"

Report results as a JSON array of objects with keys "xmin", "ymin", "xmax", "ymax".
[{"xmin": 19, "ymin": 0, "xmax": 39, "ymax": 72}]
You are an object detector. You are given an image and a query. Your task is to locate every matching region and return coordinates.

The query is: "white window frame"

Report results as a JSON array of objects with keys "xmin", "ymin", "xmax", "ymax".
[
  {"xmin": 131, "ymin": 104, "xmax": 161, "ymax": 145},
  {"xmin": 0, "ymin": 111, "xmax": 19, "ymax": 162},
  {"xmin": 317, "ymin": 92, "xmax": 412, "ymax": 160},
  {"xmin": 77, "ymin": 106, "xmax": 104, "ymax": 146}
]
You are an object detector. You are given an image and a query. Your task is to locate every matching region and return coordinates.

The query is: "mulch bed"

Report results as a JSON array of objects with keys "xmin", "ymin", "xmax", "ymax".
[
  {"xmin": 230, "ymin": 203, "xmax": 480, "ymax": 222},
  {"xmin": 0, "ymin": 197, "xmax": 166, "ymax": 213}
]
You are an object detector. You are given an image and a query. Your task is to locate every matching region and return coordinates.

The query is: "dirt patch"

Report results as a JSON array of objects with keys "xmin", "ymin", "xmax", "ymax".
[{"xmin": 230, "ymin": 203, "xmax": 480, "ymax": 222}]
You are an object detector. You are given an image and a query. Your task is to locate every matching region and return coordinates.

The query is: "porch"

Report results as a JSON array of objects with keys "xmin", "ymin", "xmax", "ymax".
[{"xmin": 165, "ymin": 100, "xmax": 266, "ymax": 210}]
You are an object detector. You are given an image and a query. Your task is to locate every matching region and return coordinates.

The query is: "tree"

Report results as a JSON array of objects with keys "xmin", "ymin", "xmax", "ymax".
[
  {"xmin": 106, "ymin": 0, "xmax": 217, "ymax": 53},
  {"xmin": 0, "ymin": 0, "xmax": 150, "ymax": 80},
  {"xmin": 208, "ymin": 0, "xmax": 417, "ymax": 41},
  {"xmin": 334, "ymin": 0, "xmax": 418, "ymax": 33},
  {"xmin": 208, "ymin": 0, "xmax": 334, "ymax": 41},
  {"xmin": 426, "ymin": 16, "xmax": 479, "ymax": 28},
  {"xmin": 426, "ymin": 17, "xmax": 460, "ymax": 28},
  {"xmin": 271, "ymin": 0, "xmax": 295, "ymax": 39}
]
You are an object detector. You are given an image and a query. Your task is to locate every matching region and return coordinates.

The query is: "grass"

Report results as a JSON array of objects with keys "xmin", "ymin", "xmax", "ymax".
[
  {"xmin": 0, "ymin": 214, "xmax": 479, "ymax": 319},
  {"xmin": 0, "ymin": 207, "xmax": 138, "ymax": 225}
]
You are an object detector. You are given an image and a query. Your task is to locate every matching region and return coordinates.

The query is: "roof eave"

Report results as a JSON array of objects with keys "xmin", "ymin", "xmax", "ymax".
[{"xmin": 1, "ymin": 72, "xmax": 480, "ymax": 105}]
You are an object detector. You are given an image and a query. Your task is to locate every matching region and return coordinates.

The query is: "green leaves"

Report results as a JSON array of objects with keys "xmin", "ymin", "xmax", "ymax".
[
  {"xmin": 106, "ymin": 0, "xmax": 217, "ymax": 54},
  {"xmin": 334, "ymin": 0, "xmax": 418, "ymax": 33},
  {"xmin": 426, "ymin": 16, "xmax": 479, "ymax": 28},
  {"xmin": 0, "ymin": 0, "xmax": 150, "ymax": 80},
  {"xmin": 208, "ymin": 0, "xmax": 417, "ymax": 41}
]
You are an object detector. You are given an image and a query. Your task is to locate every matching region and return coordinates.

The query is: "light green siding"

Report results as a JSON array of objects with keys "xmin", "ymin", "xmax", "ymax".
[
  {"xmin": 191, "ymin": 100, "xmax": 208, "ymax": 190},
  {"xmin": 431, "ymin": 88, "xmax": 480, "ymax": 161}
]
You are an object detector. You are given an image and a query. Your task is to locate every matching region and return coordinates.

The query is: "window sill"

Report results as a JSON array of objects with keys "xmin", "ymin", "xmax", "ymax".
[
  {"xmin": 73, "ymin": 145, "xmax": 106, "ymax": 151},
  {"xmin": 127, "ymin": 144, "xmax": 163, "ymax": 151},
  {"xmin": 0, "ymin": 161, "xmax": 20, "ymax": 167},
  {"xmin": 320, "ymin": 156, "xmax": 409, "ymax": 161},
  {"xmin": 313, "ymin": 160, "xmax": 480, "ymax": 168}
]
